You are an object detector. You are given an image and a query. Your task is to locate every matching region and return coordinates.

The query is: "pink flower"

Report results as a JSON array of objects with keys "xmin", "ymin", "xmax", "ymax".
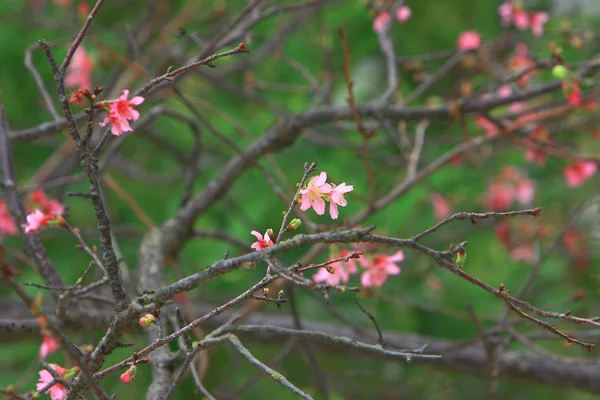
[
  {"xmin": 0, "ymin": 201, "xmax": 17, "ymax": 235},
  {"xmin": 457, "ymin": 30, "xmax": 481, "ymax": 51},
  {"xmin": 497, "ymin": 84, "xmax": 512, "ymax": 98},
  {"xmin": 31, "ymin": 190, "xmax": 64, "ymax": 216},
  {"xmin": 24, "ymin": 209, "xmax": 51, "ymax": 234},
  {"xmin": 77, "ymin": 2, "xmax": 90, "ymax": 19},
  {"xmin": 40, "ymin": 335, "xmax": 59, "ymax": 360},
  {"xmin": 486, "ymin": 184, "xmax": 514, "ymax": 211},
  {"xmin": 373, "ymin": 12, "xmax": 391, "ymax": 33},
  {"xmin": 565, "ymin": 82, "xmax": 582, "ymax": 107},
  {"xmin": 360, "ymin": 251, "xmax": 404, "ymax": 288},
  {"xmin": 299, "ymin": 172, "xmax": 332, "ymax": 216},
  {"xmin": 498, "ymin": 2, "xmax": 513, "ymax": 26},
  {"xmin": 530, "ymin": 12, "xmax": 549, "ymax": 36},
  {"xmin": 250, "ymin": 230, "xmax": 274, "ymax": 251},
  {"xmin": 564, "ymin": 161, "xmax": 597, "ymax": 187},
  {"xmin": 510, "ymin": 243, "xmax": 538, "ymax": 264},
  {"xmin": 513, "ymin": 9, "xmax": 530, "ymax": 30},
  {"xmin": 395, "ymin": 6, "xmax": 411, "ymax": 23},
  {"xmin": 99, "ymin": 90, "xmax": 145, "ymax": 136},
  {"xmin": 120, "ymin": 366, "xmax": 136, "ymax": 384},
  {"xmin": 328, "ymin": 182, "xmax": 354, "ymax": 219},
  {"xmin": 36, "ymin": 365, "xmax": 68, "ymax": 400},
  {"xmin": 430, "ymin": 193, "xmax": 451, "ymax": 221},
  {"xmin": 313, "ymin": 249, "xmax": 359, "ymax": 285},
  {"xmin": 515, "ymin": 179, "xmax": 535, "ymax": 205},
  {"xmin": 476, "ymin": 117, "xmax": 499, "ymax": 138},
  {"xmin": 65, "ymin": 46, "xmax": 93, "ymax": 90}
]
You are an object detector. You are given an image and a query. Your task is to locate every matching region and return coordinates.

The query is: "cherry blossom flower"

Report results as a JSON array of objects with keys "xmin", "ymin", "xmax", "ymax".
[
  {"xmin": 485, "ymin": 184, "xmax": 514, "ymax": 211},
  {"xmin": 99, "ymin": 90, "xmax": 145, "ymax": 136},
  {"xmin": 457, "ymin": 30, "xmax": 481, "ymax": 51},
  {"xmin": 31, "ymin": 190, "xmax": 64, "ymax": 216},
  {"xmin": 299, "ymin": 172, "xmax": 332, "ymax": 216},
  {"xmin": 40, "ymin": 334, "xmax": 59, "ymax": 361},
  {"xmin": 395, "ymin": 6, "xmax": 411, "ymax": 22},
  {"xmin": 513, "ymin": 9, "xmax": 530, "ymax": 30},
  {"xmin": 564, "ymin": 160, "xmax": 597, "ymax": 187},
  {"xmin": 497, "ymin": 84, "xmax": 512, "ymax": 98},
  {"xmin": 373, "ymin": 6, "xmax": 411, "ymax": 33},
  {"xmin": 530, "ymin": 12, "xmax": 549, "ymax": 36},
  {"xmin": 313, "ymin": 249, "xmax": 359, "ymax": 286},
  {"xmin": 36, "ymin": 364, "xmax": 68, "ymax": 400},
  {"xmin": 328, "ymin": 183, "xmax": 354, "ymax": 219},
  {"xmin": 564, "ymin": 82, "xmax": 582, "ymax": 107},
  {"xmin": 250, "ymin": 229, "xmax": 274, "ymax": 251},
  {"xmin": 498, "ymin": 2, "xmax": 513, "ymax": 26},
  {"xmin": 514, "ymin": 179, "xmax": 535, "ymax": 205},
  {"xmin": 120, "ymin": 365, "xmax": 136, "ymax": 384},
  {"xmin": 510, "ymin": 243, "xmax": 538, "ymax": 264},
  {"xmin": 0, "ymin": 201, "xmax": 17, "ymax": 235},
  {"xmin": 24, "ymin": 209, "xmax": 52, "ymax": 234},
  {"xmin": 509, "ymin": 43, "xmax": 536, "ymax": 87},
  {"xmin": 360, "ymin": 251, "xmax": 404, "ymax": 288},
  {"xmin": 65, "ymin": 46, "xmax": 93, "ymax": 90},
  {"xmin": 475, "ymin": 117, "xmax": 500, "ymax": 138},
  {"xmin": 430, "ymin": 193, "xmax": 451, "ymax": 221}
]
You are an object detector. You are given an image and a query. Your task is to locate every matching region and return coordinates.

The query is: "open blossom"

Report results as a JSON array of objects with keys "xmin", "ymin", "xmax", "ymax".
[
  {"xmin": 373, "ymin": 6, "xmax": 411, "ymax": 33},
  {"xmin": 564, "ymin": 160, "xmax": 597, "ymax": 187},
  {"xmin": 530, "ymin": 12, "xmax": 549, "ymax": 36},
  {"xmin": 24, "ymin": 209, "xmax": 52, "ymax": 234},
  {"xmin": 65, "ymin": 46, "xmax": 93, "ymax": 90},
  {"xmin": 99, "ymin": 90, "xmax": 145, "ymax": 136},
  {"xmin": 299, "ymin": 172, "xmax": 332, "ymax": 216},
  {"xmin": 0, "ymin": 200, "xmax": 17, "ymax": 235},
  {"xmin": 476, "ymin": 117, "xmax": 500, "ymax": 138},
  {"xmin": 31, "ymin": 190, "xmax": 64, "ymax": 216},
  {"xmin": 430, "ymin": 193, "xmax": 451, "ymax": 221},
  {"xmin": 457, "ymin": 30, "xmax": 481, "ymax": 51},
  {"xmin": 40, "ymin": 334, "xmax": 60, "ymax": 360},
  {"xmin": 37, "ymin": 364, "xmax": 68, "ymax": 400},
  {"xmin": 250, "ymin": 229, "xmax": 274, "ymax": 251},
  {"xmin": 509, "ymin": 43, "xmax": 536, "ymax": 87},
  {"xmin": 328, "ymin": 183, "xmax": 354, "ymax": 219},
  {"xmin": 498, "ymin": 2, "xmax": 549, "ymax": 36},
  {"xmin": 313, "ymin": 249, "xmax": 359, "ymax": 286},
  {"xmin": 360, "ymin": 251, "xmax": 404, "ymax": 288}
]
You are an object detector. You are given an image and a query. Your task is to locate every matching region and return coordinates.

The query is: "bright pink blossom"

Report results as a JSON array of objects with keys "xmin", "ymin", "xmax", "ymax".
[
  {"xmin": 120, "ymin": 366, "xmax": 136, "ymax": 384},
  {"xmin": 329, "ymin": 183, "xmax": 354, "ymax": 219},
  {"xmin": 36, "ymin": 364, "xmax": 68, "ymax": 400},
  {"xmin": 0, "ymin": 201, "xmax": 17, "ymax": 235},
  {"xmin": 360, "ymin": 251, "xmax": 404, "ymax": 288},
  {"xmin": 513, "ymin": 9, "xmax": 530, "ymax": 30},
  {"xmin": 530, "ymin": 12, "xmax": 549, "ymax": 36},
  {"xmin": 99, "ymin": 90, "xmax": 145, "ymax": 136},
  {"xmin": 457, "ymin": 30, "xmax": 481, "ymax": 51},
  {"xmin": 65, "ymin": 46, "xmax": 93, "ymax": 90},
  {"xmin": 250, "ymin": 230, "xmax": 274, "ymax": 251},
  {"xmin": 373, "ymin": 6, "xmax": 412, "ymax": 33},
  {"xmin": 564, "ymin": 161, "xmax": 597, "ymax": 187},
  {"xmin": 24, "ymin": 209, "xmax": 52, "ymax": 234},
  {"xmin": 31, "ymin": 190, "xmax": 64, "ymax": 216},
  {"xmin": 395, "ymin": 6, "xmax": 411, "ymax": 22},
  {"xmin": 430, "ymin": 193, "xmax": 451, "ymax": 221},
  {"xmin": 299, "ymin": 172, "xmax": 332, "ymax": 216},
  {"xmin": 40, "ymin": 334, "xmax": 59, "ymax": 360}
]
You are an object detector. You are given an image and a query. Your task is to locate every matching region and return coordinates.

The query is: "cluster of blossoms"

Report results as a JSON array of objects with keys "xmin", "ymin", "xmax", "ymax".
[
  {"xmin": 0, "ymin": 190, "xmax": 64, "ymax": 236},
  {"xmin": 564, "ymin": 160, "xmax": 597, "ymax": 188},
  {"xmin": 98, "ymin": 90, "xmax": 145, "ymax": 136},
  {"xmin": 485, "ymin": 167, "xmax": 535, "ymax": 211},
  {"xmin": 313, "ymin": 246, "xmax": 404, "ymax": 288},
  {"xmin": 498, "ymin": 1, "xmax": 549, "ymax": 36},
  {"xmin": 299, "ymin": 172, "xmax": 354, "ymax": 220},
  {"xmin": 372, "ymin": 5, "xmax": 411, "ymax": 33},
  {"xmin": 36, "ymin": 364, "xmax": 78, "ymax": 400}
]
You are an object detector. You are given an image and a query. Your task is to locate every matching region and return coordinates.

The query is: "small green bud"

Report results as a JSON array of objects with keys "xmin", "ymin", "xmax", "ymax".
[
  {"xmin": 552, "ymin": 65, "xmax": 568, "ymax": 80},
  {"xmin": 286, "ymin": 218, "xmax": 302, "ymax": 232},
  {"xmin": 456, "ymin": 249, "xmax": 467, "ymax": 268}
]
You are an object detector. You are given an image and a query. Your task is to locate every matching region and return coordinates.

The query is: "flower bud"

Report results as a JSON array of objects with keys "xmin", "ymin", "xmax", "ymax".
[
  {"xmin": 552, "ymin": 65, "xmax": 568, "ymax": 80},
  {"xmin": 139, "ymin": 314, "xmax": 156, "ymax": 327},
  {"xmin": 285, "ymin": 218, "xmax": 302, "ymax": 232},
  {"xmin": 456, "ymin": 249, "xmax": 467, "ymax": 268},
  {"xmin": 120, "ymin": 365, "xmax": 137, "ymax": 384}
]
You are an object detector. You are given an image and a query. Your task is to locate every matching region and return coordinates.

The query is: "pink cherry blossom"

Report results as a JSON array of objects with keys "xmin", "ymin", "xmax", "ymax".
[
  {"xmin": 498, "ymin": 2, "xmax": 513, "ymax": 26},
  {"xmin": 476, "ymin": 117, "xmax": 499, "ymax": 138},
  {"xmin": 395, "ymin": 6, "xmax": 411, "ymax": 23},
  {"xmin": 40, "ymin": 334, "xmax": 59, "ymax": 360},
  {"xmin": 485, "ymin": 184, "xmax": 514, "ymax": 211},
  {"xmin": 120, "ymin": 366, "xmax": 136, "ymax": 384},
  {"xmin": 430, "ymin": 193, "xmax": 451, "ymax": 221},
  {"xmin": 530, "ymin": 12, "xmax": 549, "ymax": 36},
  {"xmin": 250, "ymin": 230, "xmax": 274, "ymax": 251},
  {"xmin": 328, "ymin": 182, "xmax": 354, "ymax": 219},
  {"xmin": 24, "ymin": 209, "xmax": 51, "ymax": 234},
  {"xmin": 457, "ymin": 30, "xmax": 481, "ymax": 51},
  {"xmin": 513, "ymin": 9, "xmax": 530, "ymax": 30},
  {"xmin": 0, "ymin": 201, "xmax": 17, "ymax": 235},
  {"xmin": 99, "ymin": 90, "xmax": 145, "ymax": 136},
  {"xmin": 313, "ymin": 249, "xmax": 359, "ymax": 285},
  {"xmin": 515, "ymin": 179, "xmax": 535, "ymax": 205},
  {"xmin": 510, "ymin": 243, "xmax": 538, "ymax": 264},
  {"xmin": 360, "ymin": 251, "xmax": 404, "ymax": 288},
  {"xmin": 31, "ymin": 190, "xmax": 64, "ymax": 216},
  {"xmin": 299, "ymin": 172, "xmax": 332, "ymax": 216},
  {"xmin": 564, "ymin": 161, "xmax": 597, "ymax": 187},
  {"xmin": 65, "ymin": 46, "xmax": 93, "ymax": 90},
  {"xmin": 497, "ymin": 84, "xmax": 512, "ymax": 98},
  {"xmin": 36, "ymin": 365, "xmax": 68, "ymax": 400},
  {"xmin": 373, "ymin": 12, "xmax": 391, "ymax": 33}
]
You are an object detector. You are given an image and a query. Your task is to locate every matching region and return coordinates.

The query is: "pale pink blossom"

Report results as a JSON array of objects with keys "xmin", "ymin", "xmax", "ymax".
[
  {"xmin": 36, "ymin": 364, "xmax": 68, "ymax": 400},
  {"xmin": 564, "ymin": 161, "xmax": 597, "ymax": 187},
  {"xmin": 250, "ymin": 230, "xmax": 274, "ymax": 251},
  {"xmin": 0, "ymin": 201, "xmax": 17, "ymax": 235},
  {"xmin": 373, "ymin": 12, "xmax": 391, "ymax": 33},
  {"xmin": 530, "ymin": 12, "xmax": 549, "ymax": 36},
  {"xmin": 430, "ymin": 193, "xmax": 451, "ymax": 221},
  {"xmin": 457, "ymin": 30, "xmax": 481, "ymax": 51},
  {"xmin": 99, "ymin": 90, "xmax": 145, "ymax": 136},
  {"xmin": 486, "ymin": 184, "xmax": 514, "ymax": 211},
  {"xmin": 328, "ymin": 182, "xmax": 354, "ymax": 219},
  {"xmin": 515, "ymin": 179, "xmax": 535, "ymax": 205},
  {"xmin": 40, "ymin": 335, "xmax": 59, "ymax": 360},
  {"xmin": 313, "ymin": 249, "xmax": 359, "ymax": 285},
  {"xmin": 395, "ymin": 6, "xmax": 411, "ymax": 23},
  {"xmin": 510, "ymin": 243, "xmax": 538, "ymax": 264},
  {"xmin": 497, "ymin": 84, "xmax": 512, "ymax": 98},
  {"xmin": 360, "ymin": 251, "xmax": 404, "ymax": 288},
  {"xmin": 24, "ymin": 209, "xmax": 51, "ymax": 234},
  {"xmin": 65, "ymin": 46, "xmax": 93, "ymax": 90},
  {"xmin": 299, "ymin": 172, "xmax": 332, "ymax": 216},
  {"xmin": 498, "ymin": 2, "xmax": 513, "ymax": 26}
]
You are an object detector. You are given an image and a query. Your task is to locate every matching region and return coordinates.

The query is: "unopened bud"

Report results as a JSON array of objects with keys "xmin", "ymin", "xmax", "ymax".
[
  {"xmin": 139, "ymin": 314, "xmax": 156, "ymax": 328},
  {"xmin": 277, "ymin": 290, "xmax": 284, "ymax": 299},
  {"xmin": 262, "ymin": 288, "xmax": 270, "ymax": 297},
  {"xmin": 456, "ymin": 249, "xmax": 467, "ymax": 268},
  {"xmin": 552, "ymin": 65, "xmax": 568, "ymax": 80},
  {"xmin": 120, "ymin": 365, "xmax": 137, "ymax": 384},
  {"xmin": 286, "ymin": 218, "xmax": 302, "ymax": 232}
]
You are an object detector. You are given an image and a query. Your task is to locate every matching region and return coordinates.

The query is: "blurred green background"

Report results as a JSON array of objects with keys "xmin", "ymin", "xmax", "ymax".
[{"xmin": 1, "ymin": 0, "xmax": 600, "ymax": 399}]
